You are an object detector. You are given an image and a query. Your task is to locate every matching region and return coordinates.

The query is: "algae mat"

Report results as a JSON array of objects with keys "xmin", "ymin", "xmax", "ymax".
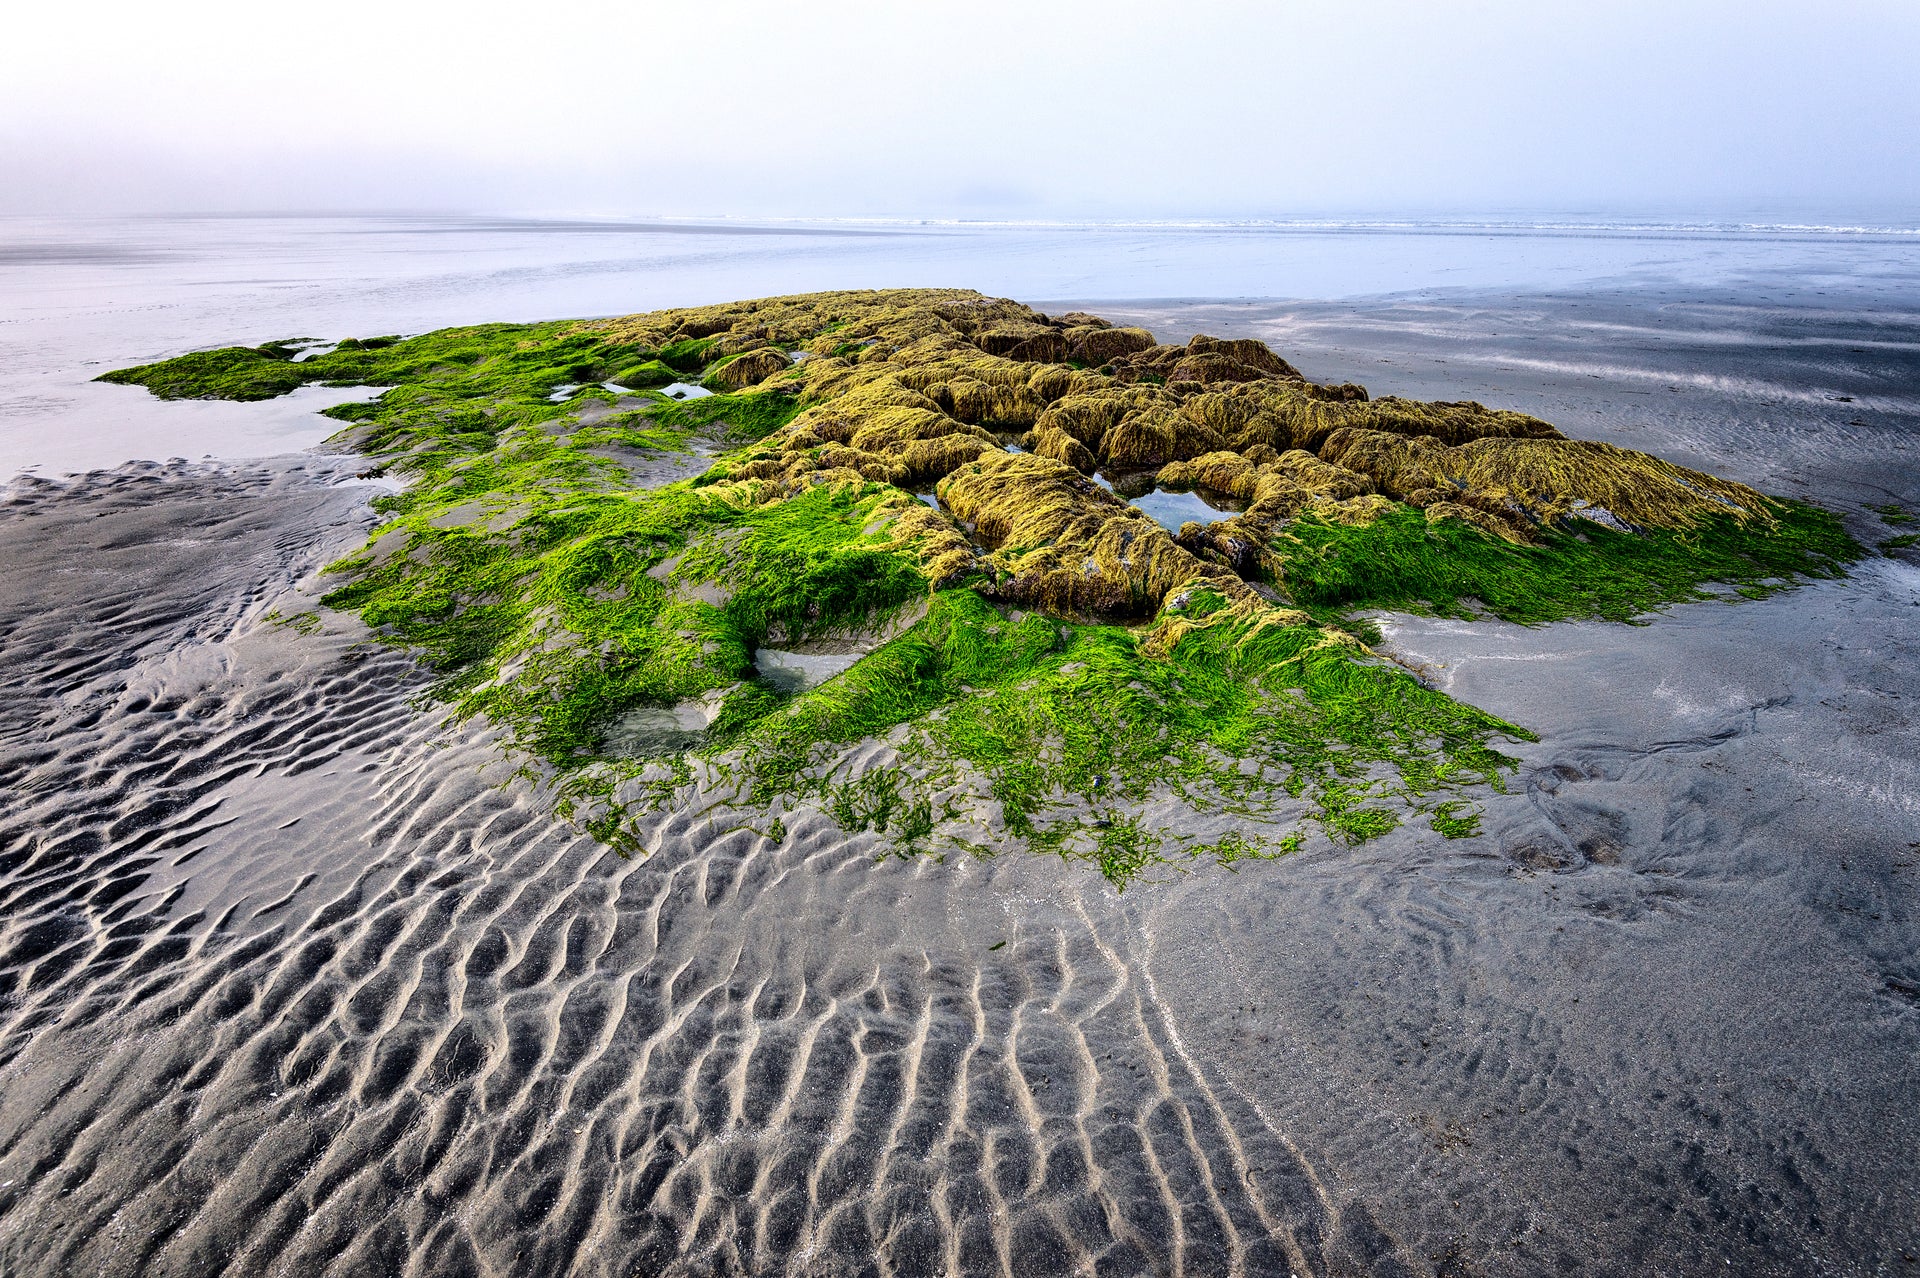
[{"xmin": 101, "ymin": 289, "xmax": 1859, "ymax": 886}]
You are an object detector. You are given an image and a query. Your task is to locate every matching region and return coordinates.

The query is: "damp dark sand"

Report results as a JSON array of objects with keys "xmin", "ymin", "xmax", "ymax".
[{"xmin": 2, "ymin": 292, "xmax": 1917, "ymax": 1277}]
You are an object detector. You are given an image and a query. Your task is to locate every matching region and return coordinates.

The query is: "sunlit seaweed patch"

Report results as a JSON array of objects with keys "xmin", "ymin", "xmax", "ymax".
[
  {"xmin": 1277, "ymin": 503, "xmax": 1855, "ymax": 625},
  {"xmin": 101, "ymin": 289, "xmax": 1861, "ymax": 886},
  {"xmin": 601, "ymin": 588, "xmax": 1526, "ymax": 870},
  {"xmin": 323, "ymin": 471, "xmax": 925, "ymax": 766}
]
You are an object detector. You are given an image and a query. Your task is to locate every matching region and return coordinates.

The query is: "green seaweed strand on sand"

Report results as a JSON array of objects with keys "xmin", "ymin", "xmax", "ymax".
[{"xmin": 99, "ymin": 289, "xmax": 1863, "ymax": 887}]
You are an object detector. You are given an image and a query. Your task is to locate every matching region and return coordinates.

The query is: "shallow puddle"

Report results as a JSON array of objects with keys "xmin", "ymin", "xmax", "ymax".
[
  {"xmin": 603, "ymin": 697, "xmax": 720, "ymax": 756},
  {"xmin": 659, "ymin": 382, "xmax": 713, "ymax": 400},
  {"xmin": 1127, "ymin": 485, "xmax": 1245, "ymax": 532},
  {"xmin": 755, "ymin": 647, "xmax": 865, "ymax": 695}
]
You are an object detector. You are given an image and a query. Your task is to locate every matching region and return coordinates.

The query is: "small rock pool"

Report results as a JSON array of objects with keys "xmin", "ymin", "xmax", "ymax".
[
  {"xmin": 1091, "ymin": 471, "xmax": 1247, "ymax": 533},
  {"xmin": 754, "ymin": 648, "xmax": 865, "ymax": 695},
  {"xmin": 1128, "ymin": 486, "xmax": 1245, "ymax": 532}
]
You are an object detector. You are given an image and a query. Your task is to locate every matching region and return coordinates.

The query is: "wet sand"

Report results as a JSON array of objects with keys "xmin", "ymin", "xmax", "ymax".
[{"xmin": 2, "ymin": 291, "xmax": 1917, "ymax": 1276}]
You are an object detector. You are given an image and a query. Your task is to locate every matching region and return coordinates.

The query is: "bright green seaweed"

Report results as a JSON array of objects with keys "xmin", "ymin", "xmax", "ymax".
[
  {"xmin": 1278, "ymin": 504, "xmax": 1855, "ymax": 626},
  {"xmin": 99, "ymin": 293, "xmax": 1863, "ymax": 886},
  {"xmin": 685, "ymin": 589, "xmax": 1523, "ymax": 858}
]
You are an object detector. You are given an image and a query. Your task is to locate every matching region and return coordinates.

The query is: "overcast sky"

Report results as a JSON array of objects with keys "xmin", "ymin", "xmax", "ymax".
[{"xmin": 5, "ymin": 0, "xmax": 1916, "ymax": 221}]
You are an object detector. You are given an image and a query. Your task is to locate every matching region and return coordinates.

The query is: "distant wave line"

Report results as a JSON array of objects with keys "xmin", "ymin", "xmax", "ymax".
[{"xmin": 553, "ymin": 214, "xmax": 1920, "ymax": 241}]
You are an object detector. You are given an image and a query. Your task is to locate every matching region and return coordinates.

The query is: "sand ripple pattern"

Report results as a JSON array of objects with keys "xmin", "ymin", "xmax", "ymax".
[{"xmin": 0, "ymin": 463, "xmax": 1406, "ymax": 1277}]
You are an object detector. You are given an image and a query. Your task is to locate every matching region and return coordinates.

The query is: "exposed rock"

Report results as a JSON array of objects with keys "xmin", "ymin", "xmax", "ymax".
[
  {"xmin": 1186, "ymin": 334, "xmax": 1304, "ymax": 379},
  {"xmin": 703, "ymin": 346, "xmax": 791, "ymax": 391},
  {"xmin": 1313, "ymin": 431, "xmax": 1774, "ymax": 532},
  {"xmin": 935, "ymin": 452, "xmax": 1257, "ymax": 618},
  {"xmin": 709, "ymin": 330, "xmax": 773, "ymax": 357},
  {"xmin": 1311, "ymin": 493, "xmax": 1401, "ymax": 526},
  {"xmin": 1318, "ymin": 427, "xmax": 1449, "ymax": 500},
  {"xmin": 1167, "ymin": 352, "xmax": 1275, "ymax": 385},
  {"xmin": 609, "ymin": 359, "xmax": 677, "ymax": 389},
  {"xmin": 1435, "ymin": 437, "xmax": 1772, "ymax": 527},
  {"xmin": 1030, "ymin": 426, "xmax": 1098, "ymax": 474},
  {"xmin": 938, "ymin": 375, "xmax": 1044, "ymax": 427},
  {"xmin": 571, "ymin": 288, "xmax": 1786, "ymax": 631},
  {"xmin": 1033, "ymin": 390, "xmax": 1158, "ymax": 448},
  {"xmin": 880, "ymin": 498, "xmax": 976, "ymax": 586},
  {"xmin": 974, "ymin": 322, "xmax": 1067, "ymax": 362},
  {"xmin": 1158, "ymin": 451, "xmax": 1264, "ymax": 500},
  {"xmin": 1100, "ymin": 405, "xmax": 1186, "ymax": 468},
  {"xmin": 1425, "ymin": 500, "xmax": 1535, "ymax": 544},
  {"xmin": 1070, "ymin": 325, "xmax": 1156, "ymax": 364}
]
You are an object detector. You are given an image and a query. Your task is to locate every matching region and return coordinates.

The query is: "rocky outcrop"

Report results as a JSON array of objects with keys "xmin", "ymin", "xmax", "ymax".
[{"xmin": 572, "ymin": 288, "xmax": 1782, "ymax": 625}]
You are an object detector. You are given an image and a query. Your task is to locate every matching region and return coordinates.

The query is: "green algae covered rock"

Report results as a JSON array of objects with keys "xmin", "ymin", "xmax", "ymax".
[
  {"xmin": 610, "ymin": 359, "xmax": 678, "ymax": 389},
  {"xmin": 702, "ymin": 346, "xmax": 791, "ymax": 391},
  {"xmin": 98, "ymin": 288, "xmax": 1860, "ymax": 886},
  {"xmin": 97, "ymin": 343, "xmax": 312, "ymax": 400}
]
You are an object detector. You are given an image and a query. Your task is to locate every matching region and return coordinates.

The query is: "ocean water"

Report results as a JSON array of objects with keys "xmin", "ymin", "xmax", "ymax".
[{"xmin": 3, "ymin": 213, "xmax": 1917, "ymax": 477}]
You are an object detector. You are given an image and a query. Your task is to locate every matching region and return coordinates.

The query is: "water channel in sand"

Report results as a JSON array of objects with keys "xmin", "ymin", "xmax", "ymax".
[{"xmin": 1, "ymin": 217, "xmax": 1917, "ymax": 1276}]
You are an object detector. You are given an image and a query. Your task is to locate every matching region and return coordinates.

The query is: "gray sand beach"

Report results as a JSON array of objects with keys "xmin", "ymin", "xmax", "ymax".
[{"xmin": 2, "ymin": 283, "xmax": 1917, "ymax": 1276}]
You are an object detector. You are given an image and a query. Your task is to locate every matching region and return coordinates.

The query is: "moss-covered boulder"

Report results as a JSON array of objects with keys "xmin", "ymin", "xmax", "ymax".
[
  {"xmin": 610, "ymin": 359, "xmax": 678, "ymax": 389},
  {"xmin": 97, "ymin": 344, "xmax": 310, "ymax": 401},
  {"xmin": 1070, "ymin": 324, "xmax": 1156, "ymax": 364},
  {"xmin": 702, "ymin": 346, "xmax": 791, "ymax": 391}
]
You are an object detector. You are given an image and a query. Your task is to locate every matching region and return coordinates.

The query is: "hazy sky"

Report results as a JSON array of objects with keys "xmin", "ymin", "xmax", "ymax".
[{"xmin": 5, "ymin": 0, "xmax": 1917, "ymax": 221}]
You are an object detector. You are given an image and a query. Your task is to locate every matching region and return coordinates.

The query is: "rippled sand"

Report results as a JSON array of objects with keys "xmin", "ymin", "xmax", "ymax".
[{"xmin": 2, "ymin": 291, "xmax": 1917, "ymax": 1275}]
